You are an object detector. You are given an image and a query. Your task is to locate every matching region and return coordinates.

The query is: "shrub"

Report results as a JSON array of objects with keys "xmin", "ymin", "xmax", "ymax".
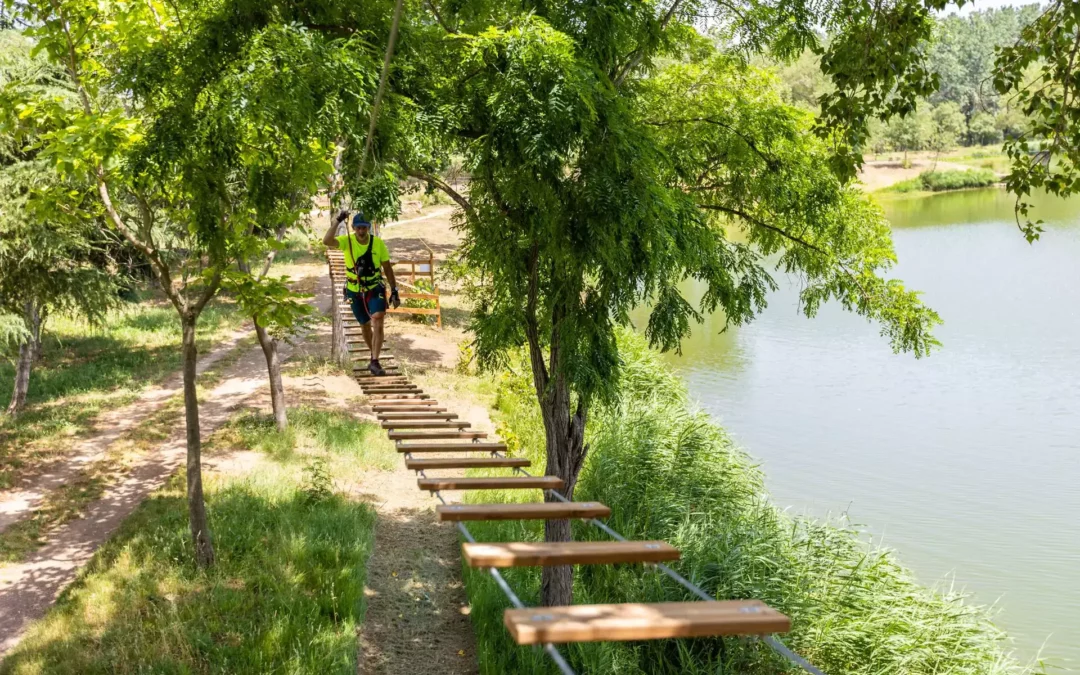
[
  {"xmin": 462, "ymin": 330, "xmax": 1040, "ymax": 675},
  {"xmin": 887, "ymin": 169, "xmax": 998, "ymax": 193}
]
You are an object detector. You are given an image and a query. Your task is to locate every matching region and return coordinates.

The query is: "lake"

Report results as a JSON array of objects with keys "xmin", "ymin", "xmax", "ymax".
[{"xmin": 658, "ymin": 188, "xmax": 1080, "ymax": 671}]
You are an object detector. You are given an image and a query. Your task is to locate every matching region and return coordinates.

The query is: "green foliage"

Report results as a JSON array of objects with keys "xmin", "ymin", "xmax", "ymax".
[
  {"xmin": 223, "ymin": 268, "xmax": 315, "ymax": 340},
  {"xmin": 463, "ymin": 332, "xmax": 1042, "ymax": 675},
  {"xmin": 929, "ymin": 101, "xmax": 967, "ymax": 153},
  {"xmin": 930, "ymin": 6, "xmax": 1043, "ymax": 120},
  {"xmin": 888, "ymin": 168, "xmax": 999, "ymax": 193},
  {"xmin": 404, "ymin": 14, "xmax": 939, "ymax": 432},
  {"xmin": 993, "ymin": 0, "xmax": 1080, "ymax": 241},
  {"xmin": 0, "ymin": 29, "xmax": 122, "ymax": 339}
]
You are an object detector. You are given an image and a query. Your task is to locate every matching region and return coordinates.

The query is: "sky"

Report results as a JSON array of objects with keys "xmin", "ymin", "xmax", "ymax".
[{"xmin": 940, "ymin": 0, "xmax": 1042, "ymax": 16}]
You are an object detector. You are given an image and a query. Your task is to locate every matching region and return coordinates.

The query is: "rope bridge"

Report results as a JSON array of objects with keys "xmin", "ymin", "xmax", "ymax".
[{"xmin": 327, "ymin": 257, "xmax": 825, "ymax": 675}]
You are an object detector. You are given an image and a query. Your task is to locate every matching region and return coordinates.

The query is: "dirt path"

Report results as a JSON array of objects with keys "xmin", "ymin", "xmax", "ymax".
[{"xmin": 0, "ymin": 324, "xmax": 253, "ymax": 533}]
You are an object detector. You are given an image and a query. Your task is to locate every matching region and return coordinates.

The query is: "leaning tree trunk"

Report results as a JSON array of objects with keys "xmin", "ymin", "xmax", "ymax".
[
  {"xmin": 181, "ymin": 315, "xmax": 215, "ymax": 567},
  {"xmin": 6, "ymin": 301, "xmax": 42, "ymax": 416},
  {"xmin": 254, "ymin": 320, "xmax": 287, "ymax": 431}
]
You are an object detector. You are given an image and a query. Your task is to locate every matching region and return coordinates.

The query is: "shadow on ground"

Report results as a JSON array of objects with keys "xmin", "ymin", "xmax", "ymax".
[
  {"xmin": 356, "ymin": 505, "xmax": 477, "ymax": 675},
  {"xmin": 1, "ymin": 482, "xmax": 375, "ymax": 675}
]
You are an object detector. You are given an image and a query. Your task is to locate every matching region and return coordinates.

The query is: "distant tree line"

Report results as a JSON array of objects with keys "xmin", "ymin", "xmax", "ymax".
[{"xmin": 775, "ymin": 5, "xmax": 1044, "ymax": 154}]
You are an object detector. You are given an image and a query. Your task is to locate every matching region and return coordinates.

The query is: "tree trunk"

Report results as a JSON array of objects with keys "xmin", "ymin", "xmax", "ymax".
[
  {"xmin": 330, "ymin": 285, "xmax": 348, "ymax": 366},
  {"xmin": 6, "ymin": 301, "xmax": 41, "ymax": 416},
  {"xmin": 254, "ymin": 320, "xmax": 287, "ymax": 431},
  {"xmin": 536, "ymin": 372, "xmax": 588, "ymax": 607},
  {"xmin": 181, "ymin": 316, "xmax": 215, "ymax": 567}
]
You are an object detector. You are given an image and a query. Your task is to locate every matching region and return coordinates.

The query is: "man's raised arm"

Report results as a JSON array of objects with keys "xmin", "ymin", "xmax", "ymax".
[{"xmin": 323, "ymin": 210, "xmax": 348, "ymax": 246}]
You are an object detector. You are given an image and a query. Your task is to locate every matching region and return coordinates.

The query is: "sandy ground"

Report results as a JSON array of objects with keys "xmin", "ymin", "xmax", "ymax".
[{"xmin": 857, "ymin": 158, "xmax": 980, "ymax": 191}]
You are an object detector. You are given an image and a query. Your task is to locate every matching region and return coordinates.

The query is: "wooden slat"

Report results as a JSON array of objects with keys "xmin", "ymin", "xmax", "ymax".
[
  {"xmin": 405, "ymin": 457, "xmax": 530, "ymax": 470},
  {"xmin": 462, "ymin": 541, "xmax": 679, "ymax": 568},
  {"xmin": 386, "ymin": 307, "xmax": 441, "ymax": 316},
  {"xmin": 372, "ymin": 403, "xmax": 442, "ymax": 411},
  {"xmin": 419, "ymin": 476, "xmax": 563, "ymax": 492},
  {"xmin": 381, "ymin": 420, "xmax": 470, "ymax": 430},
  {"xmin": 395, "ymin": 441, "xmax": 505, "ymax": 452},
  {"xmin": 436, "ymin": 501, "xmax": 610, "ymax": 522},
  {"xmin": 367, "ymin": 394, "xmax": 430, "ymax": 401},
  {"xmin": 363, "ymin": 386, "xmax": 420, "ymax": 393},
  {"xmin": 389, "ymin": 430, "xmax": 486, "ymax": 440},
  {"xmin": 504, "ymin": 601, "xmax": 790, "ymax": 645},
  {"xmin": 377, "ymin": 412, "xmax": 458, "ymax": 420}
]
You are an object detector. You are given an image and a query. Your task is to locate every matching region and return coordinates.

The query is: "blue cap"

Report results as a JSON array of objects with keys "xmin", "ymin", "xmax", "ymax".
[{"xmin": 351, "ymin": 213, "xmax": 371, "ymax": 228}]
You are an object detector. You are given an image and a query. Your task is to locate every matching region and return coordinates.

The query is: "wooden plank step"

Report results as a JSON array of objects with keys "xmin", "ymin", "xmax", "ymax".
[
  {"xmin": 353, "ymin": 365, "xmax": 402, "ymax": 373},
  {"xmin": 381, "ymin": 420, "xmax": 470, "ymax": 430},
  {"xmin": 363, "ymin": 385, "xmax": 421, "ymax": 393},
  {"xmin": 377, "ymin": 412, "xmax": 458, "ymax": 420},
  {"xmin": 406, "ymin": 457, "xmax": 530, "ymax": 470},
  {"xmin": 358, "ymin": 378, "xmax": 411, "ymax": 385},
  {"xmin": 395, "ymin": 441, "xmax": 505, "ymax": 453},
  {"xmin": 348, "ymin": 351, "xmax": 396, "ymax": 361},
  {"xmin": 436, "ymin": 501, "xmax": 610, "ymax": 522},
  {"xmin": 504, "ymin": 600, "xmax": 790, "ymax": 645},
  {"xmin": 389, "ymin": 430, "xmax": 486, "ymax": 440},
  {"xmin": 419, "ymin": 476, "xmax": 563, "ymax": 492},
  {"xmin": 368, "ymin": 394, "xmax": 430, "ymax": 401},
  {"xmin": 372, "ymin": 403, "xmax": 442, "ymax": 411},
  {"xmin": 462, "ymin": 540, "xmax": 679, "ymax": 568}
]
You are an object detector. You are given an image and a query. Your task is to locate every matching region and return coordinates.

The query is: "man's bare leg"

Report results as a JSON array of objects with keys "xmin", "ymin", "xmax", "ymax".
[
  {"xmin": 370, "ymin": 312, "xmax": 385, "ymax": 362},
  {"xmin": 360, "ymin": 321, "xmax": 374, "ymax": 352}
]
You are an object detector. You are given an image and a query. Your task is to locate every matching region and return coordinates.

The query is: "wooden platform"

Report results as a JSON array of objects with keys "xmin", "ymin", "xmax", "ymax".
[
  {"xmin": 436, "ymin": 501, "xmax": 611, "ymax": 522},
  {"xmin": 377, "ymin": 412, "xmax": 458, "ymax": 420},
  {"xmin": 373, "ymin": 403, "xmax": 444, "ymax": 412},
  {"xmin": 405, "ymin": 457, "xmax": 531, "ymax": 470},
  {"xmin": 389, "ymin": 430, "xmax": 486, "ymax": 440},
  {"xmin": 395, "ymin": 441, "xmax": 506, "ymax": 453},
  {"xmin": 504, "ymin": 600, "xmax": 790, "ymax": 645},
  {"xmin": 381, "ymin": 420, "xmax": 471, "ymax": 430},
  {"xmin": 462, "ymin": 541, "xmax": 679, "ymax": 568},
  {"xmin": 418, "ymin": 476, "xmax": 563, "ymax": 492}
]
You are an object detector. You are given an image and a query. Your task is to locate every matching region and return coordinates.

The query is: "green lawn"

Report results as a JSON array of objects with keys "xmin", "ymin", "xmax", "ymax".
[
  {"xmin": 0, "ymin": 292, "xmax": 247, "ymax": 489},
  {"xmin": 0, "ymin": 407, "xmax": 394, "ymax": 675}
]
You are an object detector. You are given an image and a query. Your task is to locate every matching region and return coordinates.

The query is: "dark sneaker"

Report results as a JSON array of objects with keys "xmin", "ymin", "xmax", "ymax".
[{"xmin": 369, "ymin": 359, "xmax": 386, "ymax": 376}]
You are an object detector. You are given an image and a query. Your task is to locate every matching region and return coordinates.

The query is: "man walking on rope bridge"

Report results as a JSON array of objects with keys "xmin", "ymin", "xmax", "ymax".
[{"xmin": 325, "ymin": 211, "xmax": 400, "ymax": 375}]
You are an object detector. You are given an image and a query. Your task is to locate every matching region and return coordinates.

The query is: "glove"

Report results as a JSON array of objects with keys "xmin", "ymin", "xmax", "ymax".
[
  {"xmin": 334, "ymin": 209, "xmax": 349, "ymax": 225},
  {"xmin": 390, "ymin": 287, "xmax": 401, "ymax": 309}
]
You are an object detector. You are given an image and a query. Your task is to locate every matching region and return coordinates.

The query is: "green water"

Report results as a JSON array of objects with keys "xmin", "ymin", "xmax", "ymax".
[{"xmin": 657, "ymin": 188, "xmax": 1080, "ymax": 670}]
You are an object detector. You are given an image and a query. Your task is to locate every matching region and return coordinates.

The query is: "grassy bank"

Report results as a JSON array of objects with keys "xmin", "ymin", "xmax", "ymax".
[
  {"xmin": 0, "ymin": 293, "xmax": 247, "ymax": 489},
  {"xmin": 887, "ymin": 168, "xmax": 999, "ymax": 193},
  {"xmin": 0, "ymin": 407, "xmax": 394, "ymax": 675},
  {"xmin": 461, "ymin": 331, "xmax": 1041, "ymax": 675}
]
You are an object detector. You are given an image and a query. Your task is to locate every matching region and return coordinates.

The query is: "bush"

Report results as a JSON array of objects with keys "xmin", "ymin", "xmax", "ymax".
[
  {"xmin": 888, "ymin": 169, "xmax": 998, "ymax": 193},
  {"xmin": 462, "ymin": 330, "xmax": 1040, "ymax": 675}
]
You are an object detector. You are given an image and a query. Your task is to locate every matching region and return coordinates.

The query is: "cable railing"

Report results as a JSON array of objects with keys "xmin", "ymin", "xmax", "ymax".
[{"xmin": 411, "ymin": 450, "xmax": 827, "ymax": 675}]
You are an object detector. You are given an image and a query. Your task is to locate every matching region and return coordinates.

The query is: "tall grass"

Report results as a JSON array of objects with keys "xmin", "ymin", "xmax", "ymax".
[
  {"xmin": 0, "ymin": 407, "xmax": 392, "ymax": 675},
  {"xmin": 462, "ymin": 330, "xmax": 1041, "ymax": 675}
]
